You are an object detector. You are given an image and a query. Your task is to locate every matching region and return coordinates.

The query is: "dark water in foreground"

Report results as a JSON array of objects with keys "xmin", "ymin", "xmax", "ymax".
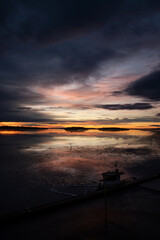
[{"xmin": 0, "ymin": 129, "xmax": 160, "ymax": 214}]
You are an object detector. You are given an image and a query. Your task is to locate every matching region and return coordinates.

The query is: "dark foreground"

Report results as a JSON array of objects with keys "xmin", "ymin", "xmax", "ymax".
[{"xmin": 0, "ymin": 176, "xmax": 160, "ymax": 240}]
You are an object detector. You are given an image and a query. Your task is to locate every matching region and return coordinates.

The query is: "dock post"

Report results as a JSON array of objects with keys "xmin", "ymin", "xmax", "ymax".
[{"xmin": 105, "ymin": 197, "xmax": 108, "ymax": 223}]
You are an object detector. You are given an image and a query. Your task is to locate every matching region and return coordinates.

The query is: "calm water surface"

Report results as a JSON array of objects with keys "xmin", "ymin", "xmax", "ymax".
[{"xmin": 0, "ymin": 129, "xmax": 160, "ymax": 214}]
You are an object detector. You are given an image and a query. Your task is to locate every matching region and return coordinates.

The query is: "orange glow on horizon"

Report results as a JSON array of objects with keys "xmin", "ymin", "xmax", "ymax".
[
  {"xmin": 0, "ymin": 121, "xmax": 159, "ymax": 129},
  {"xmin": 0, "ymin": 122, "xmax": 25, "ymax": 127}
]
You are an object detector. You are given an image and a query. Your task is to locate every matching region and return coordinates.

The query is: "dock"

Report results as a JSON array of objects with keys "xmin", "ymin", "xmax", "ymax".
[{"xmin": 0, "ymin": 174, "xmax": 160, "ymax": 239}]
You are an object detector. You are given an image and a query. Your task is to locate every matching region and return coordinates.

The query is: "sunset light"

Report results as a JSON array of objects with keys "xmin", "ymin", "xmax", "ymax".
[{"xmin": 0, "ymin": 1, "xmax": 160, "ymax": 239}]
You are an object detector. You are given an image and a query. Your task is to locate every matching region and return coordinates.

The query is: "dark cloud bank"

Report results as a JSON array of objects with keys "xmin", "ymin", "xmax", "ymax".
[
  {"xmin": 0, "ymin": 0, "xmax": 160, "ymax": 121},
  {"xmin": 96, "ymin": 103, "xmax": 154, "ymax": 110},
  {"xmin": 124, "ymin": 70, "xmax": 160, "ymax": 101}
]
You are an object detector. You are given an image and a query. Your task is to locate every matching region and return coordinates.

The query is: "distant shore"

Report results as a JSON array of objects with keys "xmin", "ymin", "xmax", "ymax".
[
  {"xmin": 0, "ymin": 126, "xmax": 49, "ymax": 131},
  {"xmin": 0, "ymin": 126, "xmax": 129, "ymax": 132},
  {"xmin": 0, "ymin": 126, "xmax": 159, "ymax": 132},
  {"xmin": 64, "ymin": 127, "xmax": 129, "ymax": 132}
]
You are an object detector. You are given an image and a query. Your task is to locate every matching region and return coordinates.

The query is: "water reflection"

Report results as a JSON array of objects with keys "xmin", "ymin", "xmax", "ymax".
[
  {"xmin": 17, "ymin": 129, "xmax": 159, "ymax": 184},
  {"xmin": 0, "ymin": 128, "xmax": 160, "ymax": 214}
]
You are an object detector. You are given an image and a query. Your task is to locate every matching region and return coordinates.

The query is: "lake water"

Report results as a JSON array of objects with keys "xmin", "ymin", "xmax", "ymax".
[{"xmin": 0, "ymin": 129, "xmax": 160, "ymax": 214}]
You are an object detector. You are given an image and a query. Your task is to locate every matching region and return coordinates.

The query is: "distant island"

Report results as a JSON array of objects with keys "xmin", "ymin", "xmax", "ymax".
[
  {"xmin": 98, "ymin": 127, "xmax": 129, "ymax": 131},
  {"xmin": 64, "ymin": 127, "xmax": 90, "ymax": 132},
  {"xmin": 0, "ymin": 126, "xmax": 132, "ymax": 132},
  {"xmin": 64, "ymin": 126, "xmax": 129, "ymax": 132},
  {"xmin": 0, "ymin": 126, "xmax": 48, "ymax": 131}
]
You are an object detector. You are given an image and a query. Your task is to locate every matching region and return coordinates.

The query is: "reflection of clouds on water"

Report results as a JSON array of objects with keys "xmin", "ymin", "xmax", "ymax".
[
  {"xmin": 0, "ymin": 129, "xmax": 160, "ymax": 187},
  {"xmin": 29, "ymin": 145, "xmax": 159, "ymax": 185},
  {"xmin": 22, "ymin": 129, "xmax": 151, "ymax": 151},
  {"xmin": 23, "ymin": 136, "xmax": 127, "ymax": 151}
]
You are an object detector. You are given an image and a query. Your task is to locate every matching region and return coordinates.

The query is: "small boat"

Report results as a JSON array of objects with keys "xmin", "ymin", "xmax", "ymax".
[{"xmin": 101, "ymin": 163, "xmax": 124, "ymax": 187}]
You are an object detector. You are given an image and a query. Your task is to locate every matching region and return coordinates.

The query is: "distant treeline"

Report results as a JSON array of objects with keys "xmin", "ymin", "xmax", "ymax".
[
  {"xmin": 0, "ymin": 126, "xmax": 130, "ymax": 132},
  {"xmin": 1, "ymin": 126, "xmax": 159, "ymax": 133},
  {"xmin": 0, "ymin": 126, "xmax": 48, "ymax": 131},
  {"xmin": 64, "ymin": 127, "xmax": 129, "ymax": 132},
  {"xmin": 64, "ymin": 127, "xmax": 90, "ymax": 132},
  {"xmin": 98, "ymin": 127, "xmax": 129, "ymax": 131}
]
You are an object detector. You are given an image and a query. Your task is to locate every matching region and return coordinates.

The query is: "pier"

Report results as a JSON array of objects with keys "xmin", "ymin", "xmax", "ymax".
[{"xmin": 0, "ymin": 174, "xmax": 160, "ymax": 239}]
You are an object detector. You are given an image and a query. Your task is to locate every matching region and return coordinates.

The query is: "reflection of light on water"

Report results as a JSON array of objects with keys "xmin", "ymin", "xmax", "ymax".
[
  {"xmin": 0, "ymin": 127, "xmax": 160, "ymax": 216},
  {"xmin": 0, "ymin": 130, "xmax": 24, "ymax": 135},
  {"xmin": 115, "ymin": 144, "xmax": 147, "ymax": 149},
  {"xmin": 0, "ymin": 128, "xmax": 153, "ymax": 137},
  {"xmin": 1, "ymin": 128, "xmax": 159, "ymax": 187},
  {"xmin": 124, "ymin": 130, "xmax": 153, "ymax": 136},
  {"xmin": 23, "ymin": 135, "xmax": 127, "ymax": 152},
  {"xmin": 0, "ymin": 130, "xmax": 54, "ymax": 135},
  {"xmin": 22, "ymin": 129, "xmax": 153, "ymax": 153},
  {"xmin": 21, "ymin": 129, "xmax": 157, "ymax": 184}
]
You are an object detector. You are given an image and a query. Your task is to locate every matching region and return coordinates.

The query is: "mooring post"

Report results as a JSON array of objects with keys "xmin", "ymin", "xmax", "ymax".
[
  {"xmin": 103, "ymin": 183, "xmax": 108, "ymax": 223},
  {"xmin": 104, "ymin": 192, "xmax": 108, "ymax": 223}
]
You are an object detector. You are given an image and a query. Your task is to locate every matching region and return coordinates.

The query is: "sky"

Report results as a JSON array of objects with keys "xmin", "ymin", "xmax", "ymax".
[{"xmin": 0, "ymin": 0, "xmax": 160, "ymax": 128}]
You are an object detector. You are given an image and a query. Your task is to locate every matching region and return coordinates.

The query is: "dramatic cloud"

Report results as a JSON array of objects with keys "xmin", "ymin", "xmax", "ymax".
[
  {"xmin": 0, "ymin": 0, "xmax": 160, "ymax": 123},
  {"xmin": 1, "ymin": 0, "xmax": 160, "ymax": 87},
  {"xmin": 96, "ymin": 103, "xmax": 154, "ymax": 110},
  {"xmin": 0, "ymin": 86, "xmax": 53, "ymax": 122},
  {"xmin": 0, "ymin": 0, "xmax": 140, "ymax": 45},
  {"xmin": 124, "ymin": 70, "xmax": 160, "ymax": 101}
]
